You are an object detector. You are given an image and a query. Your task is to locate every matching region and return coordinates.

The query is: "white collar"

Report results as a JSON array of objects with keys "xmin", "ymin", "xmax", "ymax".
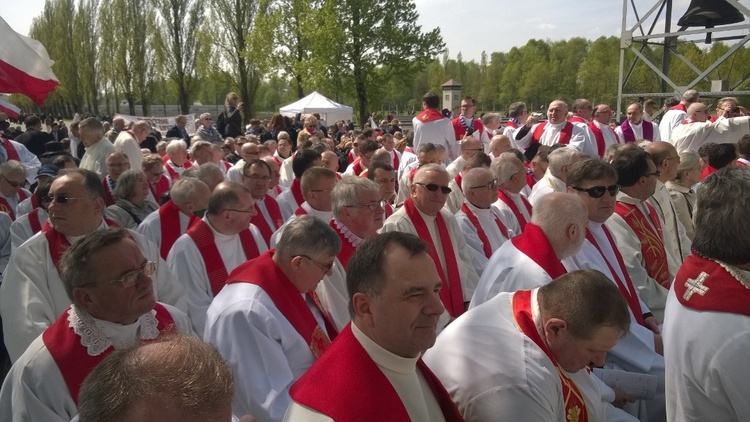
[
  {"xmin": 333, "ymin": 218, "xmax": 364, "ymax": 248},
  {"xmin": 69, "ymin": 304, "xmax": 159, "ymax": 356},
  {"xmin": 352, "ymin": 322, "xmax": 419, "ymax": 374}
]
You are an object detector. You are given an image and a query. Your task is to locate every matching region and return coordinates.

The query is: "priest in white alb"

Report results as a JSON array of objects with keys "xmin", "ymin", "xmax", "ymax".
[
  {"xmin": 669, "ymin": 101, "xmax": 750, "ymax": 153},
  {"xmin": 615, "ymin": 103, "xmax": 661, "ymax": 143},
  {"xmin": 514, "ymin": 100, "xmax": 596, "ymax": 156},
  {"xmin": 527, "ymin": 146, "xmax": 583, "ymax": 206},
  {"xmin": 492, "ymin": 152, "xmax": 533, "ymax": 234},
  {"xmin": 241, "ymin": 159, "xmax": 285, "ymax": 248}
]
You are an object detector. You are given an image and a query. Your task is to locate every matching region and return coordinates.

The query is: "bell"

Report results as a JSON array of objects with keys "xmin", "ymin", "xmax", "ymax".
[{"xmin": 678, "ymin": 0, "xmax": 745, "ymax": 42}]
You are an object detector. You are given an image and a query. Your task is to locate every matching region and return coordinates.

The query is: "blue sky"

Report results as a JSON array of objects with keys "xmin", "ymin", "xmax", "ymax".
[{"xmin": 2, "ymin": 0, "xmax": 746, "ymax": 63}]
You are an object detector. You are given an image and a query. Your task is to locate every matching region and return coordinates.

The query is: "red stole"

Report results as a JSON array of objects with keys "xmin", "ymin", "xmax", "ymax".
[
  {"xmin": 351, "ymin": 158, "xmax": 365, "ymax": 176},
  {"xmin": 585, "ymin": 227, "xmax": 645, "ymax": 326},
  {"xmin": 404, "ymin": 146, "xmax": 415, "ymax": 155},
  {"xmin": 701, "ymin": 165, "xmax": 716, "ymax": 181},
  {"xmin": 250, "ymin": 195, "xmax": 284, "ymax": 246},
  {"xmin": 42, "ymin": 303, "xmax": 175, "ymax": 405},
  {"xmin": 525, "ymin": 170, "xmax": 538, "ymax": 189},
  {"xmin": 409, "ymin": 167, "xmax": 419, "ymax": 182},
  {"xmin": 452, "ymin": 116, "xmax": 485, "ymax": 140},
  {"xmin": 461, "ymin": 203, "xmax": 509, "ymax": 258},
  {"xmin": 294, "ymin": 206, "xmax": 308, "ymax": 216},
  {"xmin": 403, "ymin": 198, "xmax": 464, "ymax": 317},
  {"xmin": 0, "ymin": 137, "xmax": 20, "ymax": 161},
  {"xmin": 102, "ymin": 177, "xmax": 115, "ymax": 206},
  {"xmin": 588, "ymin": 122, "xmax": 618, "ymax": 157},
  {"xmin": 568, "ymin": 116, "xmax": 587, "ymax": 124},
  {"xmin": 158, "ymin": 200, "xmax": 200, "ymax": 260},
  {"xmin": 497, "ymin": 189, "xmax": 532, "ymax": 231},
  {"xmin": 164, "ymin": 162, "xmax": 181, "ymax": 181},
  {"xmin": 513, "ymin": 290, "xmax": 589, "ymax": 422},
  {"xmin": 273, "ymin": 156, "xmax": 283, "ymax": 167},
  {"xmin": 290, "ymin": 178, "xmax": 304, "ymax": 207},
  {"xmin": 348, "ymin": 149, "xmax": 356, "ymax": 165},
  {"xmin": 43, "ymin": 220, "xmax": 119, "ymax": 272},
  {"xmin": 391, "ymin": 150, "xmax": 399, "ymax": 170},
  {"xmin": 384, "ymin": 203, "xmax": 394, "ymax": 218},
  {"xmin": 674, "ymin": 254, "xmax": 750, "ymax": 316},
  {"xmin": 330, "ymin": 220, "xmax": 358, "ymax": 270},
  {"xmin": 290, "ymin": 324, "xmax": 463, "ymax": 422},
  {"xmin": 670, "ymin": 103, "xmax": 687, "ymax": 112},
  {"xmin": 531, "ymin": 122, "xmax": 573, "ymax": 147},
  {"xmin": 454, "ymin": 173, "xmax": 463, "ymax": 193},
  {"xmin": 31, "ymin": 193, "xmax": 39, "ymax": 210},
  {"xmin": 619, "ymin": 119, "xmax": 653, "ymax": 143},
  {"xmin": 505, "ymin": 120, "xmax": 520, "ymax": 129},
  {"xmin": 227, "ymin": 250, "xmax": 336, "ymax": 357},
  {"xmin": 615, "ymin": 202, "xmax": 670, "ymax": 288},
  {"xmin": 149, "ymin": 174, "xmax": 170, "ymax": 203},
  {"xmin": 185, "ymin": 219, "xmax": 260, "ymax": 297},
  {"xmin": 511, "ymin": 223, "xmax": 566, "ymax": 279},
  {"xmin": 0, "ymin": 189, "xmax": 27, "ymax": 220},
  {"xmin": 28, "ymin": 208, "xmax": 44, "ymax": 234},
  {"xmin": 416, "ymin": 108, "xmax": 445, "ymax": 123}
]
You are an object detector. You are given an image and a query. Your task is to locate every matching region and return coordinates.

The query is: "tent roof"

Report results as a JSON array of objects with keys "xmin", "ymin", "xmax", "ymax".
[{"xmin": 279, "ymin": 91, "xmax": 353, "ymax": 122}]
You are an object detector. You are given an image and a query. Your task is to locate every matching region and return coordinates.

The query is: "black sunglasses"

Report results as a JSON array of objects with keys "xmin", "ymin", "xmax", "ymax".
[
  {"xmin": 570, "ymin": 184, "xmax": 620, "ymax": 199},
  {"xmin": 415, "ymin": 182, "xmax": 452, "ymax": 195}
]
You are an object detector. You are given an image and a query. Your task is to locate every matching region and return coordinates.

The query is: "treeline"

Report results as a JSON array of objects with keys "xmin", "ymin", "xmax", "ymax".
[{"xmin": 15, "ymin": 0, "xmax": 750, "ymax": 124}]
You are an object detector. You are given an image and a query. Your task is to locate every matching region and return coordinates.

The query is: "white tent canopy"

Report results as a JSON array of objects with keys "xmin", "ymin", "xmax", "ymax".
[{"xmin": 279, "ymin": 91, "xmax": 353, "ymax": 123}]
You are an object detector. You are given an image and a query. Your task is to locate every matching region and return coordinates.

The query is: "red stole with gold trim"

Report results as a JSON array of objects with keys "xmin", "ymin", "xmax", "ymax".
[
  {"xmin": 615, "ymin": 202, "xmax": 670, "ymax": 288},
  {"xmin": 158, "ymin": 199, "xmax": 200, "ymax": 260},
  {"xmin": 227, "ymin": 250, "xmax": 336, "ymax": 357},
  {"xmin": 0, "ymin": 137, "xmax": 20, "ymax": 161},
  {"xmin": 513, "ymin": 290, "xmax": 589, "ymax": 422},
  {"xmin": 329, "ymin": 220, "xmax": 357, "ymax": 270},
  {"xmin": 461, "ymin": 203, "xmax": 509, "ymax": 258},
  {"xmin": 42, "ymin": 304, "xmax": 175, "ymax": 405},
  {"xmin": 403, "ymin": 198, "xmax": 464, "ymax": 317},
  {"xmin": 586, "ymin": 227, "xmax": 645, "ymax": 325},
  {"xmin": 251, "ymin": 195, "xmax": 284, "ymax": 247},
  {"xmin": 185, "ymin": 219, "xmax": 260, "ymax": 297},
  {"xmin": 531, "ymin": 122, "xmax": 573, "ymax": 147},
  {"xmin": 511, "ymin": 223, "xmax": 566, "ymax": 279},
  {"xmin": 674, "ymin": 254, "xmax": 750, "ymax": 315},
  {"xmin": 149, "ymin": 174, "xmax": 170, "ymax": 203},
  {"xmin": 289, "ymin": 323, "xmax": 463, "ymax": 422},
  {"xmin": 416, "ymin": 108, "xmax": 445, "ymax": 123},
  {"xmin": 0, "ymin": 189, "xmax": 27, "ymax": 220},
  {"xmin": 497, "ymin": 189, "xmax": 532, "ymax": 231}
]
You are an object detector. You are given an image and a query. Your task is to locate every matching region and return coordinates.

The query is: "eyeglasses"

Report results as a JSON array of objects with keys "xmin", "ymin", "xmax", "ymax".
[
  {"xmin": 414, "ymin": 182, "xmax": 452, "ymax": 195},
  {"xmin": 90, "ymin": 261, "xmax": 156, "ymax": 288},
  {"xmin": 645, "ymin": 171, "xmax": 661, "ymax": 178},
  {"xmin": 42, "ymin": 194, "xmax": 89, "ymax": 204},
  {"xmin": 571, "ymin": 184, "xmax": 620, "ymax": 198},
  {"xmin": 299, "ymin": 255, "xmax": 334, "ymax": 272},
  {"xmin": 1, "ymin": 175, "xmax": 22, "ymax": 188},
  {"xmin": 225, "ymin": 208, "xmax": 255, "ymax": 214},
  {"xmin": 345, "ymin": 200, "xmax": 386, "ymax": 212},
  {"xmin": 469, "ymin": 179, "xmax": 498, "ymax": 191},
  {"xmin": 243, "ymin": 174, "xmax": 270, "ymax": 182}
]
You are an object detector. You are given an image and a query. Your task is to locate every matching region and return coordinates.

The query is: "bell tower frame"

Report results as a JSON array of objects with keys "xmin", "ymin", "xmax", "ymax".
[{"xmin": 616, "ymin": 0, "xmax": 750, "ymax": 118}]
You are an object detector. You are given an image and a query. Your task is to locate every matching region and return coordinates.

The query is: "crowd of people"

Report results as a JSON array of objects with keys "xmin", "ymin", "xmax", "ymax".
[{"xmin": 0, "ymin": 87, "xmax": 748, "ymax": 421}]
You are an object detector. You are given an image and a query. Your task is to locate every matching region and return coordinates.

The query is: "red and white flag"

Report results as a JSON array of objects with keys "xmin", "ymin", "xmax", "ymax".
[
  {"xmin": 0, "ymin": 98, "xmax": 20, "ymax": 119},
  {"xmin": 0, "ymin": 17, "xmax": 59, "ymax": 107}
]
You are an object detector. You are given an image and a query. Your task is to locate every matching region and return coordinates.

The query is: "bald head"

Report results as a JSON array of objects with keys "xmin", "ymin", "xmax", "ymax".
[
  {"xmin": 490, "ymin": 135, "xmax": 511, "ymax": 157},
  {"xmin": 687, "ymin": 102, "xmax": 708, "ymax": 123},
  {"xmin": 531, "ymin": 192, "xmax": 588, "ymax": 260},
  {"xmin": 460, "ymin": 137, "xmax": 483, "ymax": 159}
]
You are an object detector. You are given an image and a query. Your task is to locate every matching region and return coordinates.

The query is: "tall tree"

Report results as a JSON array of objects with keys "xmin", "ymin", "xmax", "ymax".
[
  {"xmin": 152, "ymin": 0, "xmax": 204, "ymax": 113},
  {"xmin": 208, "ymin": 0, "xmax": 273, "ymax": 120},
  {"xmin": 73, "ymin": 0, "xmax": 100, "ymax": 114},
  {"xmin": 316, "ymin": 0, "xmax": 444, "ymax": 125}
]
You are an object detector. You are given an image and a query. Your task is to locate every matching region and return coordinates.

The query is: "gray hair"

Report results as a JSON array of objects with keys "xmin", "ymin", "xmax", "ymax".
[
  {"xmin": 190, "ymin": 140, "xmax": 212, "ymax": 155},
  {"xmin": 462, "ymin": 167, "xmax": 493, "ymax": 191},
  {"xmin": 675, "ymin": 151, "xmax": 700, "ymax": 181},
  {"xmin": 548, "ymin": 146, "xmax": 583, "ymax": 177},
  {"xmin": 191, "ymin": 162, "xmax": 224, "ymax": 190},
  {"xmin": 113, "ymin": 169, "xmax": 145, "ymax": 201},
  {"xmin": 200, "ymin": 112, "xmax": 212, "ymax": 121},
  {"xmin": 170, "ymin": 177, "xmax": 209, "ymax": 206},
  {"xmin": 166, "ymin": 139, "xmax": 187, "ymax": 155},
  {"xmin": 60, "ymin": 228, "xmax": 130, "ymax": 301},
  {"xmin": 682, "ymin": 89, "xmax": 700, "ymax": 103},
  {"xmin": 693, "ymin": 167, "xmax": 750, "ymax": 264},
  {"xmin": 79, "ymin": 117, "xmax": 104, "ymax": 136},
  {"xmin": 492, "ymin": 152, "xmax": 522, "ymax": 184},
  {"xmin": 508, "ymin": 102, "xmax": 527, "ymax": 118},
  {"xmin": 531, "ymin": 192, "xmax": 587, "ymax": 243},
  {"xmin": 331, "ymin": 176, "xmax": 379, "ymax": 220},
  {"xmin": 481, "ymin": 112, "xmax": 501, "ymax": 126},
  {"xmin": 276, "ymin": 215, "xmax": 341, "ymax": 260},
  {"xmin": 0, "ymin": 160, "xmax": 26, "ymax": 178},
  {"xmin": 417, "ymin": 142, "xmax": 437, "ymax": 154},
  {"xmin": 206, "ymin": 181, "xmax": 250, "ymax": 216}
]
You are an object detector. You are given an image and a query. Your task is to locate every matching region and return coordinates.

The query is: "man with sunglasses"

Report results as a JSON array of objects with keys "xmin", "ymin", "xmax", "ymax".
[
  {"xmin": 0, "ymin": 228, "xmax": 192, "ymax": 422},
  {"xmin": 0, "ymin": 169, "xmax": 187, "ymax": 362},
  {"xmin": 564, "ymin": 158, "xmax": 667, "ymax": 422},
  {"xmin": 314, "ymin": 176, "xmax": 385, "ymax": 332},
  {"xmin": 606, "ymin": 145, "xmax": 671, "ymax": 322},
  {"xmin": 381, "ymin": 164, "xmax": 478, "ymax": 326},
  {"xmin": 472, "ymin": 192, "xmax": 587, "ymax": 307},
  {"xmin": 670, "ymin": 101, "xmax": 750, "ymax": 153},
  {"xmin": 454, "ymin": 167, "xmax": 513, "ymax": 278},
  {"xmin": 168, "ymin": 182, "xmax": 267, "ymax": 335},
  {"xmin": 205, "ymin": 215, "xmax": 341, "ymax": 422}
]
